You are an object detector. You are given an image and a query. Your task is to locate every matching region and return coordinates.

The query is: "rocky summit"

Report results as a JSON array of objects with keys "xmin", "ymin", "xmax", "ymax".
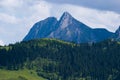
[{"xmin": 23, "ymin": 12, "xmax": 120, "ymax": 43}]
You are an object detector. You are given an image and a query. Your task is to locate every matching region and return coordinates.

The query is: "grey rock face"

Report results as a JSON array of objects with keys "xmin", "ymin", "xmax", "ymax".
[
  {"xmin": 23, "ymin": 12, "xmax": 114, "ymax": 43},
  {"xmin": 114, "ymin": 26, "xmax": 120, "ymax": 40},
  {"xmin": 23, "ymin": 17, "xmax": 58, "ymax": 41}
]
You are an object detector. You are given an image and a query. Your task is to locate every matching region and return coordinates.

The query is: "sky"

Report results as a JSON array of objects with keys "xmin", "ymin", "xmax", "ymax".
[{"xmin": 0, "ymin": 0, "xmax": 120, "ymax": 45}]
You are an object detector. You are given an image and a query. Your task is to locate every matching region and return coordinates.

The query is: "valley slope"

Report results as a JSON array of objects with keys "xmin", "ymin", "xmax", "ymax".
[{"xmin": 0, "ymin": 38, "xmax": 120, "ymax": 80}]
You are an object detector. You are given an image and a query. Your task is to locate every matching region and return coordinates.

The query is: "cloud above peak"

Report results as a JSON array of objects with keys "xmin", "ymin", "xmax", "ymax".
[{"xmin": 46, "ymin": 0, "xmax": 120, "ymax": 13}]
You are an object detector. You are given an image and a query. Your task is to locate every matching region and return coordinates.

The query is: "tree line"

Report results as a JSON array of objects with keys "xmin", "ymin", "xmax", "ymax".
[{"xmin": 0, "ymin": 39, "xmax": 120, "ymax": 80}]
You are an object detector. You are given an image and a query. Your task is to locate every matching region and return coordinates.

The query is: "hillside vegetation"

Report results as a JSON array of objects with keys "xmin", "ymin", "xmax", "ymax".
[
  {"xmin": 0, "ymin": 69, "xmax": 45, "ymax": 80},
  {"xmin": 0, "ymin": 38, "xmax": 120, "ymax": 80}
]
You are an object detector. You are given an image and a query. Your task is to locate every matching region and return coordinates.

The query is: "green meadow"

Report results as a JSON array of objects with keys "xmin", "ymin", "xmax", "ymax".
[{"xmin": 0, "ymin": 69, "xmax": 46, "ymax": 80}]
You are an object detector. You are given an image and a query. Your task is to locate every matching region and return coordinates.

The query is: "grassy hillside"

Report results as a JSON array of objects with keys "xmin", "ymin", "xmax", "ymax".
[
  {"xmin": 0, "ymin": 38, "xmax": 120, "ymax": 80},
  {"xmin": 0, "ymin": 69, "xmax": 45, "ymax": 80}
]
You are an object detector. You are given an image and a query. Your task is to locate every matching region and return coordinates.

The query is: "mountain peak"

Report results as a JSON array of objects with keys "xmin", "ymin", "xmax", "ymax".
[
  {"xmin": 115, "ymin": 26, "xmax": 120, "ymax": 32},
  {"xmin": 62, "ymin": 12, "xmax": 72, "ymax": 16},
  {"xmin": 115, "ymin": 26, "xmax": 120, "ymax": 39},
  {"xmin": 23, "ymin": 12, "xmax": 114, "ymax": 43},
  {"xmin": 61, "ymin": 12, "xmax": 72, "ymax": 20},
  {"xmin": 58, "ymin": 12, "xmax": 73, "ymax": 29},
  {"xmin": 45, "ymin": 17, "xmax": 57, "ymax": 20}
]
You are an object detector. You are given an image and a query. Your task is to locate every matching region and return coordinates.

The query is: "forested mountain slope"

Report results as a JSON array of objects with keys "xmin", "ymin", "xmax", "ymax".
[{"xmin": 0, "ymin": 39, "xmax": 120, "ymax": 80}]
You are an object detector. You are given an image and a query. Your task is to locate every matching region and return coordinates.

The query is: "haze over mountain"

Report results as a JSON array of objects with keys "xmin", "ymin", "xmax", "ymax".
[{"xmin": 23, "ymin": 12, "xmax": 120, "ymax": 43}]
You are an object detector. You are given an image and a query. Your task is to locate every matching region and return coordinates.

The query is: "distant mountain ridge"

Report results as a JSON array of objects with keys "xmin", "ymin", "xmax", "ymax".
[{"xmin": 23, "ymin": 12, "xmax": 119, "ymax": 43}]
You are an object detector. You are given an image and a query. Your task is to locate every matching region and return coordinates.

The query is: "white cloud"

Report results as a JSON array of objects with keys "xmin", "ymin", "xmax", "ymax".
[
  {"xmin": 26, "ymin": 0, "xmax": 51, "ymax": 24},
  {"xmin": 0, "ymin": 0, "xmax": 52, "ymax": 45},
  {"xmin": 0, "ymin": 13, "xmax": 20, "ymax": 24},
  {"xmin": 46, "ymin": 0, "xmax": 120, "ymax": 13},
  {"xmin": 0, "ymin": 0, "xmax": 120, "ymax": 45},
  {"xmin": 0, "ymin": 40, "xmax": 4, "ymax": 46},
  {"xmin": 0, "ymin": 0, "xmax": 23, "ymax": 8}
]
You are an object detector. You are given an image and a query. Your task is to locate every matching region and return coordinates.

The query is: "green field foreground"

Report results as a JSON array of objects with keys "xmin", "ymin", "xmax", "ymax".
[{"xmin": 0, "ymin": 69, "xmax": 46, "ymax": 80}]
